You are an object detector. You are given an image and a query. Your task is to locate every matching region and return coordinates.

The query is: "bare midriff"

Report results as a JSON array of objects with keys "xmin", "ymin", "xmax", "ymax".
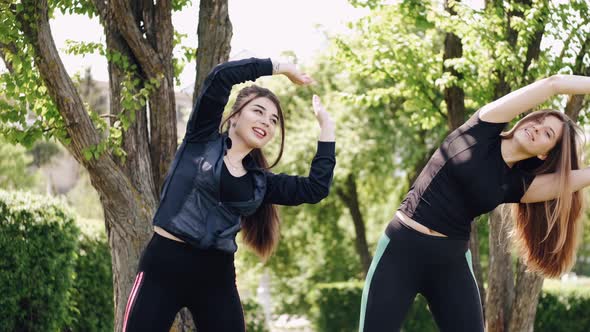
[
  {"xmin": 154, "ymin": 226, "xmax": 186, "ymax": 243},
  {"xmin": 396, "ymin": 211, "xmax": 448, "ymax": 237}
]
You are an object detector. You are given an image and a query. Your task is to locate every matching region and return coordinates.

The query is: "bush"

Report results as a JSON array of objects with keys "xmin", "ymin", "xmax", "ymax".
[
  {"xmin": 311, "ymin": 281, "xmax": 438, "ymax": 332},
  {"xmin": 311, "ymin": 282, "xmax": 364, "ymax": 332},
  {"xmin": 67, "ymin": 233, "xmax": 114, "ymax": 332},
  {"xmin": 243, "ymin": 297, "xmax": 270, "ymax": 332},
  {"xmin": 0, "ymin": 190, "xmax": 79, "ymax": 332},
  {"xmin": 311, "ymin": 280, "xmax": 590, "ymax": 332},
  {"xmin": 535, "ymin": 286, "xmax": 590, "ymax": 332}
]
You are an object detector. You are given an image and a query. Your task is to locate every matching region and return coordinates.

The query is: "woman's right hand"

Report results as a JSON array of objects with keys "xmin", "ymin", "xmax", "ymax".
[{"xmin": 312, "ymin": 95, "xmax": 336, "ymax": 142}]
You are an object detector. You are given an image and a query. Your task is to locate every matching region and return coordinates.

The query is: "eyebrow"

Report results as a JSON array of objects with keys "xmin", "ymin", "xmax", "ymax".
[
  {"xmin": 253, "ymin": 104, "xmax": 267, "ymax": 111},
  {"xmin": 253, "ymin": 104, "xmax": 279, "ymax": 121},
  {"xmin": 550, "ymin": 127, "xmax": 556, "ymax": 138}
]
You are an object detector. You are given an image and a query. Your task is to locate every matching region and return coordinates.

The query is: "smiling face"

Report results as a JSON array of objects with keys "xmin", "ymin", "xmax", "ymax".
[
  {"xmin": 514, "ymin": 114, "xmax": 564, "ymax": 159},
  {"xmin": 231, "ymin": 96, "xmax": 280, "ymax": 149}
]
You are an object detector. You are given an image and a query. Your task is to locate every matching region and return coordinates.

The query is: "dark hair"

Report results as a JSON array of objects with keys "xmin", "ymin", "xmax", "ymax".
[
  {"xmin": 501, "ymin": 110, "xmax": 584, "ymax": 277},
  {"xmin": 220, "ymin": 85, "xmax": 285, "ymax": 259}
]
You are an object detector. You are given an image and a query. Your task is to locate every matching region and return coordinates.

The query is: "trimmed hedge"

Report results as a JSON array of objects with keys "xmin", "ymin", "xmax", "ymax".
[
  {"xmin": 0, "ymin": 191, "xmax": 115, "ymax": 332},
  {"xmin": 1, "ymin": 190, "xmax": 278, "ymax": 331},
  {"xmin": 535, "ymin": 286, "xmax": 590, "ymax": 332},
  {"xmin": 313, "ymin": 280, "xmax": 590, "ymax": 332},
  {"xmin": 0, "ymin": 190, "xmax": 79, "ymax": 332},
  {"xmin": 67, "ymin": 233, "xmax": 114, "ymax": 332}
]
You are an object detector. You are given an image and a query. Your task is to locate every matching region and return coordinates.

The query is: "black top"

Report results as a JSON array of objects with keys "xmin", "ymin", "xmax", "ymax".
[
  {"xmin": 220, "ymin": 162, "xmax": 254, "ymax": 202},
  {"xmin": 399, "ymin": 111, "xmax": 537, "ymax": 239},
  {"xmin": 152, "ymin": 58, "xmax": 336, "ymax": 252}
]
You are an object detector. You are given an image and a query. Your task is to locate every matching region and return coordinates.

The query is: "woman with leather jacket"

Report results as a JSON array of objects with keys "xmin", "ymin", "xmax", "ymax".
[{"xmin": 122, "ymin": 57, "xmax": 336, "ymax": 332}]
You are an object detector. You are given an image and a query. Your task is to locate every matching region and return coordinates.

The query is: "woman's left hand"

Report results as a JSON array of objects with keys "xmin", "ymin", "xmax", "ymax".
[{"xmin": 312, "ymin": 95, "xmax": 336, "ymax": 142}]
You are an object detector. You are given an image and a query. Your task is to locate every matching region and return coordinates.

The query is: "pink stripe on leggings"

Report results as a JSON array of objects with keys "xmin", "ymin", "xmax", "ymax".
[{"xmin": 122, "ymin": 272, "xmax": 145, "ymax": 332}]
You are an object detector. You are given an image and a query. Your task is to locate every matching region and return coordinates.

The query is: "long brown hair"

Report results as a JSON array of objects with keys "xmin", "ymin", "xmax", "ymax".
[
  {"xmin": 220, "ymin": 85, "xmax": 285, "ymax": 259},
  {"xmin": 501, "ymin": 110, "xmax": 584, "ymax": 277}
]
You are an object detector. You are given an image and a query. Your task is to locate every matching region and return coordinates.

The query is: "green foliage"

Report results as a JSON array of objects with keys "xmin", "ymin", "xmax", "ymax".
[
  {"xmin": 172, "ymin": 0, "xmax": 193, "ymax": 12},
  {"xmin": 0, "ymin": 3, "xmax": 66, "ymax": 146},
  {"xmin": 28, "ymin": 140, "xmax": 62, "ymax": 167},
  {"xmin": 535, "ymin": 285, "xmax": 590, "ymax": 332},
  {"xmin": 0, "ymin": 190, "xmax": 113, "ymax": 331},
  {"xmin": 246, "ymin": 0, "xmax": 590, "ymax": 321},
  {"xmin": 66, "ymin": 171, "xmax": 105, "ymax": 220},
  {"xmin": 310, "ymin": 282, "xmax": 364, "ymax": 332},
  {"xmin": 573, "ymin": 189, "xmax": 590, "ymax": 275},
  {"xmin": 0, "ymin": 3, "xmax": 164, "ymax": 162},
  {"xmin": 51, "ymin": 0, "xmax": 97, "ymax": 17},
  {"xmin": 0, "ymin": 138, "xmax": 38, "ymax": 190},
  {"xmin": 243, "ymin": 298, "xmax": 270, "ymax": 332},
  {"xmin": 67, "ymin": 233, "xmax": 114, "ymax": 332},
  {"xmin": 173, "ymin": 31, "xmax": 197, "ymax": 86},
  {"xmin": 309, "ymin": 281, "xmax": 437, "ymax": 332},
  {"xmin": 311, "ymin": 280, "xmax": 590, "ymax": 332},
  {"xmin": 0, "ymin": 190, "xmax": 79, "ymax": 332}
]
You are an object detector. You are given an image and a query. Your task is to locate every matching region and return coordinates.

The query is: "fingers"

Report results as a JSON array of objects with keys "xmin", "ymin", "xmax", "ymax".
[
  {"xmin": 303, "ymin": 74, "xmax": 316, "ymax": 85},
  {"xmin": 312, "ymin": 94, "xmax": 323, "ymax": 116},
  {"xmin": 311, "ymin": 95, "xmax": 321, "ymax": 116},
  {"xmin": 312, "ymin": 95, "xmax": 322, "ymax": 115},
  {"xmin": 312, "ymin": 95, "xmax": 335, "ymax": 132},
  {"xmin": 296, "ymin": 73, "xmax": 316, "ymax": 85}
]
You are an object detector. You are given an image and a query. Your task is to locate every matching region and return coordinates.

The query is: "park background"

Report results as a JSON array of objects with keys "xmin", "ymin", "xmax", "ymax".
[{"xmin": 1, "ymin": 0, "xmax": 589, "ymax": 331}]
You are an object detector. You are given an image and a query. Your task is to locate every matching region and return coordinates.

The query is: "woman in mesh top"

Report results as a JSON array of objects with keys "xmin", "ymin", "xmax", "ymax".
[{"xmin": 359, "ymin": 74, "xmax": 590, "ymax": 332}]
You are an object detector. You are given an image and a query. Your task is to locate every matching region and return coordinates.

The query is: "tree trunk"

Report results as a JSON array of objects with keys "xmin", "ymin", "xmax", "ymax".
[
  {"xmin": 486, "ymin": 206, "xmax": 515, "ymax": 332},
  {"xmin": 484, "ymin": 1, "xmax": 548, "ymax": 331},
  {"xmin": 336, "ymin": 174, "xmax": 372, "ymax": 277},
  {"xmin": 18, "ymin": 1, "xmax": 232, "ymax": 331},
  {"xmin": 565, "ymin": 34, "xmax": 590, "ymax": 120},
  {"xmin": 508, "ymin": 260, "xmax": 544, "ymax": 332},
  {"xmin": 193, "ymin": 0, "xmax": 233, "ymax": 102},
  {"xmin": 98, "ymin": 184, "xmax": 155, "ymax": 332},
  {"xmin": 146, "ymin": 0, "xmax": 178, "ymax": 192},
  {"xmin": 0, "ymin": 42, "xmax": 17, "ymax": 73}
]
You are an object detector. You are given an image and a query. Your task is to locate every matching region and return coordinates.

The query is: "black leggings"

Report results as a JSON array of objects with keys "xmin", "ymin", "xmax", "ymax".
[
  {"xmin": 122, "ymin": 233, "xmax": 244, "ymax": 332},
  {"xmin": 359, "ymin": 216, "xmax": 484, "ymax": 332}
]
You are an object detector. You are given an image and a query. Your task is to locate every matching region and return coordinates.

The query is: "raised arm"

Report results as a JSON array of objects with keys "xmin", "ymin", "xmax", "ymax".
[
  {"xmin": 264, "ymin": 95, "xmax": 336, "ymax": 205},
  {"xmin": 186, "ymin": 58, "xmax": 315, "ymax": 141},
  {"xmin": 479, "ymin": 75, "xmax": 590, "ymax": 123},
  {"xmin": 185, "ymin": 58, "xmax": 273, "ymax": 140},
  {"xmin": 521, "ymin": 168, "xmax": 590, "ymax": 203},
  {"xmin": 264, "ymin": 142, "xmax": 336, "ymax": 206}
]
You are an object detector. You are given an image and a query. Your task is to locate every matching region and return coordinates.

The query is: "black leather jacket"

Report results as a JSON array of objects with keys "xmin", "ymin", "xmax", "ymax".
[{"xmin": 152, "ymin": 58, "xmax": 336, "ymax": 253}]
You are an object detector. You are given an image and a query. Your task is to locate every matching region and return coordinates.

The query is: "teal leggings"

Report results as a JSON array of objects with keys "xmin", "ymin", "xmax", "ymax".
[{"xmin": 359, "ymin": 216, "xmax": 483, "ymax": 332}]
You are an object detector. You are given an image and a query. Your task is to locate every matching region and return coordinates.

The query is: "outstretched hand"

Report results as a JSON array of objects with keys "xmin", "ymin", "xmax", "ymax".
[
  {"xmin": 285, "ymin": 67, "xmax": 315, "ymax": 85},
  {"xmin": 312, "ymin": 94, "xmax": 335, "ymax": 131},
  {"xmin": 275, "ymin": 62, "xmax": 315, "ymax": 85}
]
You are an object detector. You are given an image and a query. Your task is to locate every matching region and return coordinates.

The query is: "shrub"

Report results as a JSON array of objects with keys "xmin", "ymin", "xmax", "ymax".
[
  {"xmin": 535, "ymin": 286, "xmax": 590, "ymax": 332},
  {"xmin": 0, "ymin": 190, "xmax": 79, "ymax": 332},
  {"xmin": 67, "ymin": 233, "xmax": 114, "ymax": 332},
  {"xmin": 243, "ymin": 297, "xmax": 270, "ymax": 332}
]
